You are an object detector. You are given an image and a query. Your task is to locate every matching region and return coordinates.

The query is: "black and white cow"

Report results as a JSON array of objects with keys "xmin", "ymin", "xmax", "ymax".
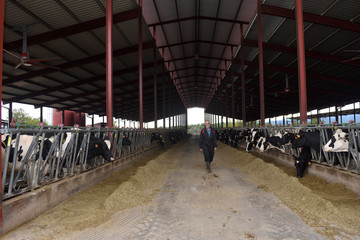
[
  {"xmin": 294, "ymin": 147, "xmax": 312, "ymax": 178},
  {"xmin": 291, "ymin": 131, "xmax": 321, "ymax": 150},
  {"xmin": 256, "ymin": 132, "xmax": 285, "ymax": 153},
  {"xmin": 121, "ymin": 134, "xmax": 132, "ymax": 146},
  {"xmin": 246, "ymin": 129, "xmax": 265, "ymax": 152},
  {"xmin": 61, "ymin": 132, "xmax": 114, "ymax": 169},
  {"xmin": 279, "ymin": 132, "xmax": 296, "ymax": 146},
  {"xmin": 323, "ymin": 129, "xmax": 349, "ymax": 152},
  {"xmin": 151, "ymin": 132, "xmax": 164, "ymax": 147}
]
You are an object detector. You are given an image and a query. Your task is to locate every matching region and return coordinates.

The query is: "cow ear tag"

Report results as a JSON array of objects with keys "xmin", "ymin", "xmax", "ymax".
[
  {"xmin": 334, "ymin": 126, "xmax": 338, "ymax": 130},
  {"xmin": 95, "ymin": 144, "xmax": 99, "ymax": 148},
  {"xmin": 308, "ymin": 162, "xmax": 311, "ymax": 165},
  {"xmin": 296, "ymin": 134, "xmax": 300, "ymax": 139}
]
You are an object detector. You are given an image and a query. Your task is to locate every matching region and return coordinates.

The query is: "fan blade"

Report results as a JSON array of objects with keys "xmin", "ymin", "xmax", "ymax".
[
  {"xmin": 14, "ymin": 61, "xmax": 24, "ymax": 69},
  {"xmin": 28, "ymin": 57, "xmax": 62, "ymax": 63},
  {"xmin": 30, "ymin": 62, "xmax": 60, "ymax": 70},
  {"xmin": 3, "ymin": 49, "xmax": 22, "ymax": 60}
]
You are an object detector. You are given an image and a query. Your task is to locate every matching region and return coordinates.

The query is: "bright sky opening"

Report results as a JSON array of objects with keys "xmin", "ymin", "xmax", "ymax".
[{"xmin": 187, "ymin": 107, "xmax": 204, "ymax": 125}]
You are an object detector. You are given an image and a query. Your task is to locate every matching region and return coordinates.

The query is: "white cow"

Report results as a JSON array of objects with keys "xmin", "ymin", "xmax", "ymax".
[{"xmin": 323, "ymin": 129, "xmax": 349, "ymax": 152}]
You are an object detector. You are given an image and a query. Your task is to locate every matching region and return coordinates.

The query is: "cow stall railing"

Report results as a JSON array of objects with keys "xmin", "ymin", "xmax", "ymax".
[
  {"xmin": 216, "ymin": 124, "xmax": 360, "ymax": 174},
  {"xmin": 1, "ymin": 126, "xmax": 174, "ymax": 200}
]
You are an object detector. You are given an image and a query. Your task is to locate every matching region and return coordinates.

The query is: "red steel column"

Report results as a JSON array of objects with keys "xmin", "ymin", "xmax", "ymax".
[
  {"xmin": 0, "ymin": 0, "xmax": 5, "ymax": 232},
  {"xmin": 240, "ymin": 24, "xmax": 246, "ymax": 128},
  {"xmin": 257, "ymin": 0, "xmax": 265, "ymax": 127},
  {"xmin": 138, "ymin": 0, "xmax": 143, "ymax": 130},
  {"xmin": 231, "ymin": 48, "xmax": 235, "ymax": 128},
  {"xmin": 153, "ymin": 26, "xmax": 157, "ymax": 129},
  {"xmin": 162, "ymin": 64, "xmax": 166, "ymax": 128},
  {"xmin": 106, "ymin": 0, "xmax": 113, "ymax": 128},
  {"xmin": 168, "ymin": 82, "xmax": 171, "ymax": 128},
  {"xmin": 295, "ymin": 0, "xmax": 308, "ymax": 123}
]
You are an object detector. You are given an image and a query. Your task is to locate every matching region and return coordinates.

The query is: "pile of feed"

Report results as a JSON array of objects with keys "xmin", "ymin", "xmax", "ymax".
[
  {"xmin": 222, "ymin": 144, "xmax": 360, "ymax": 240},
  {"xmin": 1, "ymin": 146, "xmax": 177, "ymax": 239}
]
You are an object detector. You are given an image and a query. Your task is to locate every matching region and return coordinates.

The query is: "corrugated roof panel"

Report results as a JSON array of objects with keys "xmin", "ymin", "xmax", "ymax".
[
  {"xmin": 218, "ymin": 0, "xmax": 240, "ymax": 20},
  {"xmin": 303, "ymin": 0, "xmax": 334, "ymax": 15},
  {"xmin": 169, "ymin": 45, "xmax": 184, "ymax": 59},
  {"xmin": 266, "ymin": 18, "xmax": 296, "ymax": 46},
  {"xmin": 184, "ymin": 43, "xmax": 195, "ymax": 57},
  {"xmin": 199, "ymin": 19, "xmax": 216, "ymax": 41},
  {"xmin": 154, "ymin": 0, "xmax": 177, "ymax": 22},
  {"xmin": 307, "ymin": 30, "xmax": 360, "ymax": 54},
  {"xmin": 325, "ymin": 0, "xmax": 360, "ymax": 21},
  {"xmin": 4, "ymin": 1, "xmax": 50, "ymax": 35},
  {"xmin": 180, "ymin": 21, "xmax": 195, "ymax": 42},
  {"xmin": 43, "ymin": 38, "xmax": 88, "ymax": 60},
  {"xmin": 198, "ymin": 43, "xmax": 211, "ymax": 57},
  {"xmin": 116, "ymin": 19, "xmax": 146, "ymax": 46},
  {"xmin": 304, "ymin": 25, "xmax": 338, "ymax": 51},
  {"xmin": 97, "ymin": 0, "xmax": 136, "ymax": 14},
  {"xmin": 213, "ymin": 22, "xmax": 233, "ymax": 43},
  {"xmin": 67, "ymin": 32, "xmax": 105, "ymax": 55},
  {"xmin": 263, "ymin": 0, "xmax": 294, "ymax": 9},
  {"xmin": 59, "ymin": 0, "xmax": 105, "ymax": 22},
  {"xmin": 209, "ymin": 45, "xmax": 225, "ymax": 59},
  {"xmin": 177, "ymin": 0, "xmax": 195, "ymax": 18},
  {"xmin": 20, "ymin": 0, "xmax": 77, "ymax": 29},
  {"xmin": 200, "ymin": 0, "xmax": 220, "ymax": 18},
  {"xmin": 228, "ymin": 25, "xmax": 241, "ymax": 46},
  {"xmin": 162, "ymin": 24, "xmax": 182, "ymax": 46}
]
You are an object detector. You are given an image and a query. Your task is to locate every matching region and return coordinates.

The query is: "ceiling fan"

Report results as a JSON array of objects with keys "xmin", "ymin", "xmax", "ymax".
[
  {"xmin": 269, "ymin": 74, "xmax": 293, "ymax": 97},
  {"xmin": 343, "ymin": 49, "xmax": 360, "ymax": 63},
  {"xmin": 3, "ymin": 25, "xmax": 61, "ymax": 69}
]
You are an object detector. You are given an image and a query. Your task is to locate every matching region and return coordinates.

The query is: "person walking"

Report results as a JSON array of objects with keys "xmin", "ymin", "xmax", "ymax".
[{"xmin": 199, "ymin": 120, "xmax": 217, "ymax": 173}]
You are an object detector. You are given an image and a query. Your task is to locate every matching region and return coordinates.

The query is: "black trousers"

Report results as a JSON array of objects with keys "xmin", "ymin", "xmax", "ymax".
[{"xmin": 203, "ymin": 147, "xmax": 214, "ymax": 163}]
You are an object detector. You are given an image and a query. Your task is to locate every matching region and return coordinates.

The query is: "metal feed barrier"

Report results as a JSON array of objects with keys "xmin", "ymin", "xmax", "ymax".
[
  {"xmin": 1, "ymin": 126, "xmax": 173, "ymax": 200},
  {"xmin": 220, "ymin": 124, "xmax": 360, "ymax": 174}
]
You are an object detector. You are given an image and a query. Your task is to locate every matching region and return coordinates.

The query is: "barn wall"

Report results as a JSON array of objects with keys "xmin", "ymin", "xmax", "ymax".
[{"xmin": 52, "ymin": 109, "xmax": 86, "ymax": 127}]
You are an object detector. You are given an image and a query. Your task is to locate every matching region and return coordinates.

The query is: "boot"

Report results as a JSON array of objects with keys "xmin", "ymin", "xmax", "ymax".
[{"xmin": 206, "ymin": 162, "xmax": 212, "ymax": 173}]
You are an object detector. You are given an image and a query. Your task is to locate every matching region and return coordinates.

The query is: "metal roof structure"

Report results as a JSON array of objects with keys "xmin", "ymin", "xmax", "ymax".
[{"xmin": 1, "ymin": 0, "xmax": 360, "ymax": 123}]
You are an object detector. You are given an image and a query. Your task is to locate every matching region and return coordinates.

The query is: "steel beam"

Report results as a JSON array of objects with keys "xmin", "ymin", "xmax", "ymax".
[
  {"xmin": 296, "ymin": 0, "xmax": 307, "ymax": 123},
  {"xmin": 153, "ymin": 26, "xmax": 157, "ymax": 129},
  {"xmin": 106, "ymin": 0, "xmax": 113, "ymax": 128},
  {"xmin": 262, "ymin": 4, "xmax": 360, "ymax": 33},
  {"xmin": 4, "ymin": 8, "xmax": 138, "ymax": 50},
  {"xmin": 0, "ymin": 0, "xmax": 5, "ymax": 233},
  {"xmin": 148, "ymin": 15, "xmax": 248, "ymax": 27},
  {"xmin": 257, "ymin": 0, "xmax": 265, "ymax": 127},
  {"xmin": 138, "ymin": 0, "xmax": 143, "ymax": 131},
  {"xmin": 240, "ymin": 24, "xmax": 246, "ymax": 127},
  {"xmin": 3, "ymin": 41, "xmax": 153, "ymax": 86}
]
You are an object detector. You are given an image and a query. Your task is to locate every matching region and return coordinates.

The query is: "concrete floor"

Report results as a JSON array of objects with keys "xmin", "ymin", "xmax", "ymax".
[{"xmin": 2, "ymin": 135, "xmax": 328, "ymax": 240}]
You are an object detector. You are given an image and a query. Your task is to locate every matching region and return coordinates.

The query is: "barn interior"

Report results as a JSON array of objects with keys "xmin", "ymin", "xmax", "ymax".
[
  {"xmin": 1, "ymin": 0, "xmax": 359, "ymax": 125},
  {"xmin": 1, "ymin": 1, "xmax": 360, "ymax": 239}
]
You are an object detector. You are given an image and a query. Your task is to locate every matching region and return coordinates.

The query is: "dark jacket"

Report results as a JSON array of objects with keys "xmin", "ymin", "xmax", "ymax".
[{"xmin": 199, "ymin": 127, "xmax": 217, "ymax": 149}]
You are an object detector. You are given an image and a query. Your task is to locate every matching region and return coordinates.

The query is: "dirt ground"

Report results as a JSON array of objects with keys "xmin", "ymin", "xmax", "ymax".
[{"xmin": 1, "ymin": 135, "xmax": 360, "ymax": 240}]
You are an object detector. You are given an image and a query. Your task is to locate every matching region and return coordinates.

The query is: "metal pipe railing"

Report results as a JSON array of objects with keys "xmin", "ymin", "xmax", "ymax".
[{"xmin": 1, "ymin": 126, "xmax": 185, "ymax": 200}]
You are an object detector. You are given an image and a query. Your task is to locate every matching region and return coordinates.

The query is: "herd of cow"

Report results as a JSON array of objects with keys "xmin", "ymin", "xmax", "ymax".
[
  {"xmin": 217, "ymin": 127, "xmax": 359, "ymax": 178},
  {"xmin": 1, "ymin": 128, "xmax": 186, "ymax": 198}
]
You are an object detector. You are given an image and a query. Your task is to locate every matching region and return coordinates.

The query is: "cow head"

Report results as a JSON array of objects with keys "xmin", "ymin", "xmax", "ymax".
[
  {"xmin": 97, "ymin": 140, "xmax": 114, "ymax": 162},
  {"xmin": 323, "ymin": 129, "xmax": 349, "ymax": 152},
  {"xmin": 122, "ymin": 135, "xmax": 132, "ymax": 146},
  {"xmin": 294, "ymin": 156, "xmax": 311, "ymax": 178},
  {"xmin": 256, "ymin": 137, "xmax": 267, "ymax": 152}
]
